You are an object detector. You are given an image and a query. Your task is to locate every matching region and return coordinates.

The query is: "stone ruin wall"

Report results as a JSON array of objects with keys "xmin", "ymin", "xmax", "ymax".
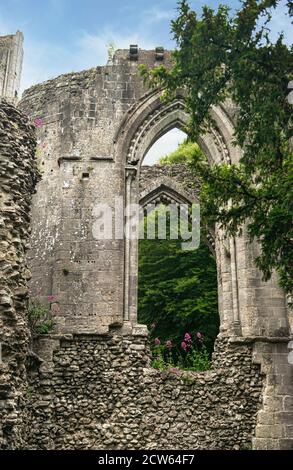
[
  {"xmin": 0, "ymin": 46, "xmax": 292, "ymax": 450},
  {"xmin": 0, "ymin": 32, "xmax": 23, "ymax": 103},
  {"xmin": 22, "ymin": 160, "xmax": 263, "ymax": 450},
  {"xmin": 0, "ymin": 99, "xmax": 38, "ymax": 449},
  {"xmin": 26, "ymin": 332, "xmax": 263, "ymax": 450},
  {"xmin": 139, "ymin": 164, "xmax": 200, "ymax": 198},
  {"xmin": 19, "ymin": 48, "xmax": 290, "ymax": 338},
  {"xmin": 18, "ymin": 50, "xmax": 176, "ymax": 336}
]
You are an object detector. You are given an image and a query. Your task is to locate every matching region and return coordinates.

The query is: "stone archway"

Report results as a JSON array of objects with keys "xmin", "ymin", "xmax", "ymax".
[
  {"xmin": 115, "ymin": 91, "xmax": 289, "ymax": 339},
  {"xmin": 139, "ymin": 167, "xmax": 216, "ymax": 255},
  {"xmin": 115, "ymin": 93, "xmax": 243, "ymax": 336},
  {"xmin": 137, "ymin": 166, "xmax": 220, "ymax": 349}
]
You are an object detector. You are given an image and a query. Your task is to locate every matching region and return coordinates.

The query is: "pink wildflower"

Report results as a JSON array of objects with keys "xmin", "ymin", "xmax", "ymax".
[
  {"xmin": 165, "ymin": 340, "xmax": 173, "ymax": 349},
  {"xmin": 154, "ymin": 338, "xmax": 161, "ymax": 346},
  {"xmin": 181, "ymin": 341, "xmax": 187, "ymax": 351},
  {"xmin": 34, "ymin": 117, "xmax": 44, "ymax": 128},
  {"xmin": 184, "ymin": 332, "xmax": 192, "ymax": 343},
  {"xmin": 48, "ymin": 295, "xmax": 57, "ymax": 303},
  {"xmin": 196, "ymin": 332, "xmax": 204, "ymax": 342}
]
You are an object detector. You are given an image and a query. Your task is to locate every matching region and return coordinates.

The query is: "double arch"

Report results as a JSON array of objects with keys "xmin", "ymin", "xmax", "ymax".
[
  {"xmin": 139, "ymin": 174, "xmax": 216, "ymax": 256},
  {"xmin": 114, "ymin": 90, "xmax": 244, "ymax": 336},
  {"xmin": 114, "ymin": 89, "xmax": 289, "ymax": 339}
]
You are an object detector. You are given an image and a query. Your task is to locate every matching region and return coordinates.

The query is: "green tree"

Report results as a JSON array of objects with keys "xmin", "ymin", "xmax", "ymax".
[
  {"xmin": 159, "ymin": 140, "xmax": 203, "ymax": 164},
  {"xmin": 140, "ymin": 0, "xmax": 293, "ymax": 298},
  {"xmin": 138, "ymin": 232, "xmax": 219, "ymax": 356}
]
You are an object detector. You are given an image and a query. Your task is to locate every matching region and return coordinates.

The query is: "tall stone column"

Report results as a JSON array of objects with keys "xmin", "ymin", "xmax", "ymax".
[
  {"xmin": 0, "ymin": 99, "xmax": 38, "ymax": 449},
  {"xmin": 0, "ymin": 31, "xmax": 23, "ymax": 103}
]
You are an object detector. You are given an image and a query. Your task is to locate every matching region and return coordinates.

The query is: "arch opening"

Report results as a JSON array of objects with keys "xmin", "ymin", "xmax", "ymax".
[
  {"xmin": 143, "ymin": 127, "xmax": 187, "ymax": 166},
  {"xmin": 121, "ymin": 94, "xmax": 243, "ymax": 343},
  {"xmin": 137, "ymin": 131, "xmax": 220, "ymax": 371}
]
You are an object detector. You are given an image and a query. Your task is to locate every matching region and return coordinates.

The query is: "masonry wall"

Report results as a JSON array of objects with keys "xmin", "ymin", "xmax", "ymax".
[
  {"xmin": 0, "ymin": 99, "xmax": 38, "ymax": 449},
  {"xmin": 253, "ymin": 340, "xmax": 293, "ymax": 450},
  {"xmin": 15, "ymin": 48, "xmax": 293, "ymax": 451},
  {"xmin": 19, "ymin": 50, "xmax": 173, "ymax": 335},
  {"xmin": 140, "ymin": 164, "xmax": 200, "ymax": 199},
  {"xmin": 26, "ymin": 333, "xmax": 263, "ymax": 450}
]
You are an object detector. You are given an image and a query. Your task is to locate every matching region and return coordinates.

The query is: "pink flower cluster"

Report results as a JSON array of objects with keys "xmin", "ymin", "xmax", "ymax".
[
  {"xmin": 181, "ymin": 332, "xmax": 192, "ymax": 351},
  {"xmin": 184, "ymin": 332, "xmax": 192, "ymax": 342},
  {"xmin": 181, "ymin": 331, "xmax": 204, "ymax": 350},
  {"xmin": 34, "ymin": 117, "xmax": 44, "ymax": 128},
  {"xmin": 154, "ymin": 331, "xmax": 205, "ymax": 351},
  {"xmin": 154, "ymin": 338, "xmax": 173, "ymax": 349}
]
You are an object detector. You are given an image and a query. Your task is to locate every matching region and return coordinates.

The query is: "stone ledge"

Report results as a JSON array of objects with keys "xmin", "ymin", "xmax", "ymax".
[
  {"xmin": 228, "ymin": 335, "xmax": 293, "ymax": 345},
  {"xmin": 31, "ymin": 322, "xmax": 149, "ymax": 343}
]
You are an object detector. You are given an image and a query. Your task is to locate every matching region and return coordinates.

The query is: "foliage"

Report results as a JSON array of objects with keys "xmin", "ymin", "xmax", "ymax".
[
  {"xmin": 27, "ymin": 298, "xmax": 55, "ymax": 336},
  {"xmin": 151, "ymin": 332, "xmax": 211, "ymax": 372},
  {"xmin": 107, "ymin": 42, "xmax": 116, "ymax": 62},
  {"xmin": 159, "ymin": 140, "xmax": 204, "ymax": 165},
  {"xmin": 139, "ymin": 0, "xmax": 293, "ymax": 298},
  {"xmin": 138, "ymin": 231, "xmax": 219, "ymax": 357}
]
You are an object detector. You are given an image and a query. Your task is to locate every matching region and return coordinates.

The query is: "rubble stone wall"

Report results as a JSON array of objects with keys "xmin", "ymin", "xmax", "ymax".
[
  {"xmin": 26, "ymin": 332, "xmax": 263, "ymax": 450},
  {"xmin": 0, "ymin": 99, "xmax": 38, "ymax": 449}
]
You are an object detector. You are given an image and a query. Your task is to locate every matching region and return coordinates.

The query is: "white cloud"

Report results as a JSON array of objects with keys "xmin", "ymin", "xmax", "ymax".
[
  {"xmin": 21, "ymin": 38, "xmax": 75, "ymax": 92},
  {"xmin": 75, "ymin": 5, "xmax": 175, "ymax": 69},
  {"xmin": 78, "ymin": 28, "xmax": 156, "ymax": 63},
  {"xmin": 144, "ymin": 7, "xmax": 174, "ymax": 24},
  {"xmin": 15, "ymin": 1, "xmax": 292, "ymax": 96}
]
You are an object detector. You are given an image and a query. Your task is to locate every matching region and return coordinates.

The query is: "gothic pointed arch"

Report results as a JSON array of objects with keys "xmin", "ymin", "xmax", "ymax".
[
  {"xmin": 118, "ymin": 90, "xmax": 242, "ymax": 330},
  {"xmin": 114, "ymin": 90, "xmax": 242, "ymax": 169},
  {"xmin": 139, "ymin": 176, "xmax": 196, "ymax": 207}
]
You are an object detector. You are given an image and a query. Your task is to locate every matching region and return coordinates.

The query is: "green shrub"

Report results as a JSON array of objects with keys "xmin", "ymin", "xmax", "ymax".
[{"xmin": 27, "ymin": 299, "xmax": 55, "ymax": 336}]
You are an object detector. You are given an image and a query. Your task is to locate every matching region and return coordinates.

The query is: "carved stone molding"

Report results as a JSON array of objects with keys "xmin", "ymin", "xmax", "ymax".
[
  {"xmin": 126, "ymin": 99, "xmax": 232, "ymax": 168},
  {"xmin": 127, "ymin": 100, "xmax": 187, "ymax": 164}
]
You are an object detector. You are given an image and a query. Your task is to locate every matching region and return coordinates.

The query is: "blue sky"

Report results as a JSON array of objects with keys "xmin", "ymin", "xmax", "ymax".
[{"xmin": 0, "ymin": 0, "xmax": 291, "ymax": 93}]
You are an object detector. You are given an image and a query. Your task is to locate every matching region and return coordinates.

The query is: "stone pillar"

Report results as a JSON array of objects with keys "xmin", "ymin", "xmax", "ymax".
[
  {"xmin": 124, "ymin": 166, "xmax": 139, "ymax": 324},
  {"xmin": 253, "ymin": 340, "xmax": 293, "ymax": 450},
  {"xmin": 0, "ymin": 99, "xmax": 38, "ymax": 449},
  {"xmin": 0, "ymin": 31, "xmax": 23, "ymax": 103},
  {"xmin": 237, "ymin": 231, "xmax": 289, "ymax": 337},
  {"xmin": 215, "ymin": 228, "xmax": 235, "ymax": 336}
]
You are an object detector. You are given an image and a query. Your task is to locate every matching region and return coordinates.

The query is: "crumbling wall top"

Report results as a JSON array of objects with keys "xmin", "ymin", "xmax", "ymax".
[{"xmin": 0, "ymin": 31, "xmax": 23, "ymax": 103}]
